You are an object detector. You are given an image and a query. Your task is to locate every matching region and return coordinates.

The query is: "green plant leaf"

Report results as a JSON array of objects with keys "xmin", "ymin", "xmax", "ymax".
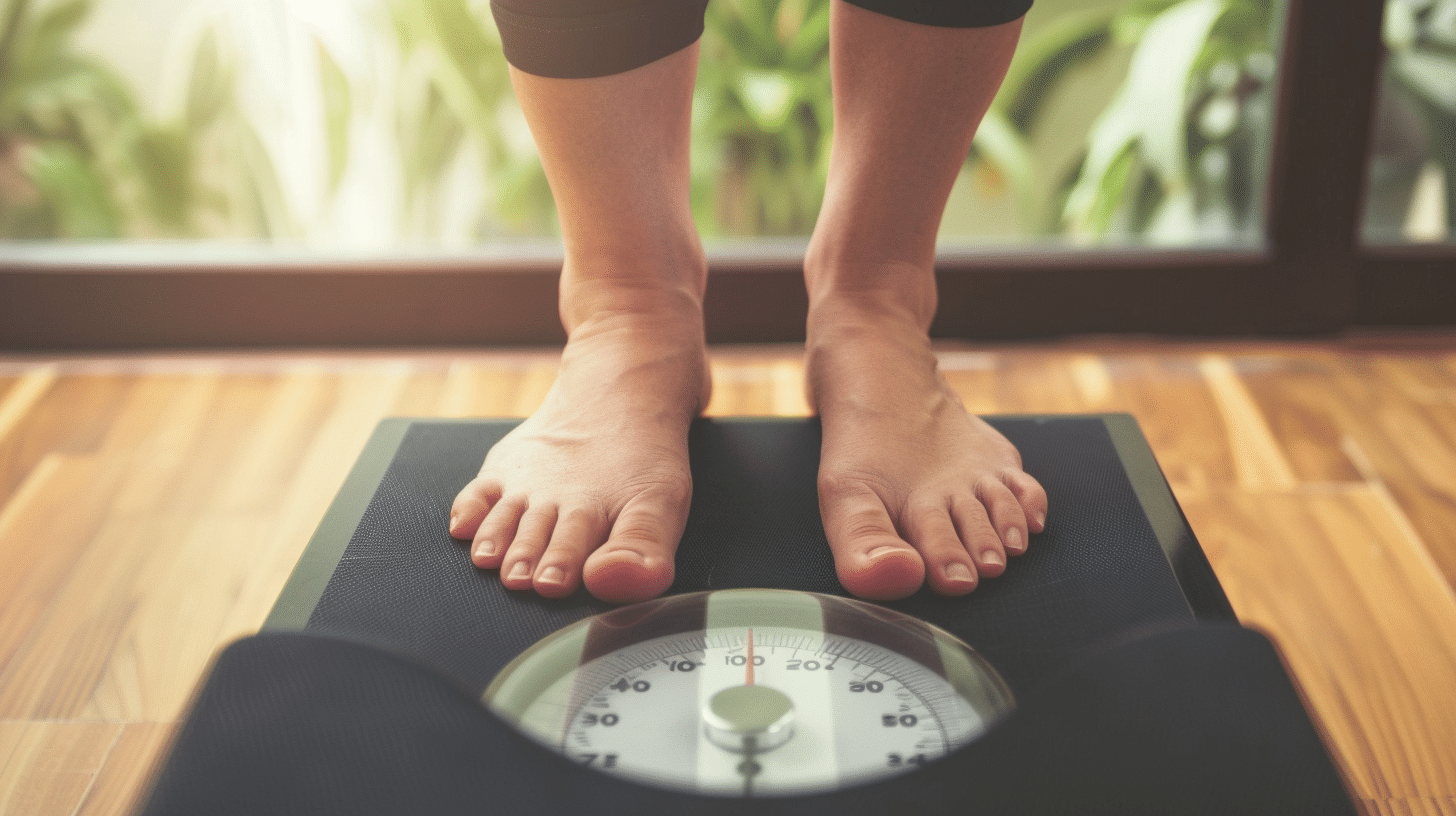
[
  {"xmin": 131, "ymin": 124, "xmax": 194, "ymax": 233},
  {"xmin": 186, "ymin": 29, "xmax": 230, "ymax": 130},
  {"xmin": 315, "ymin": 37, "xmax": 352, "ymax": 193},
  {"xmin": 11, "ymin": 0, "xmax": 88, "ymax": 74},
  {"xmin": 781, "ymin": 0, "xmax": 828, "ymax": 68},
  {"xmin": 999, "ymin": 7, "xmax": 1116, "ymax": 132},
  {"xmin": 23, "ymin": 141, "xmax": 120, "ymax": 237},
  {"xmin": 1390, "ymin": 51, "xmax": 1456, "ymax": 229},
  {"xmin": 238, "ymin": 119, "xmax": 296, "ymax": 239},
  {"xmin": 1063, "ymin": 0, "xmax": 1229, "ymax": 235},
  {"xmin": 1393, "ymin": 48, "xmax": 1456, "ymax": 113}
]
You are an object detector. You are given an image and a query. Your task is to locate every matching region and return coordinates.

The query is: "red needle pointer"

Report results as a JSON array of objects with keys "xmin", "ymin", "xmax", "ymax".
[{"xmin": 745, "ymin": 628, "xmax": 755, "ymax": 686}]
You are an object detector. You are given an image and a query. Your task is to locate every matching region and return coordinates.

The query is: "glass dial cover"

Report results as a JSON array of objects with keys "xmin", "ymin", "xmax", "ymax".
[{"xmin": 484, "ymin": 589, "xmax": 1013, "ymax": 797}]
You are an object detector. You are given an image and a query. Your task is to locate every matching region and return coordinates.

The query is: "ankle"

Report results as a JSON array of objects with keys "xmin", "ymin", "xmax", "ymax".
[
  {"xmin": 803, "ymin": 246, "xmax": 938, "ymax": 333},
  {"xmin": 560, "ymin": 248, "xmax": 708, "ymax": 336},
  {"xmin": 805, "ymin": 289, "xmax": 933, "ymax": 352}
]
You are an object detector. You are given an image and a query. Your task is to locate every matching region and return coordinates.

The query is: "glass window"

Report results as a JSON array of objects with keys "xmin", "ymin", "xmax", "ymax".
[
  {"xmin": 1362, "ymin": 0, "xmax": 1456, "ymax": 245},
  {"xmin": 1, "ymin": 0, "xmax": 1283, "ymax": 250},
  {"xmin": 944, "ymin": 0, "xmax": 1280, "ymax": 249}
]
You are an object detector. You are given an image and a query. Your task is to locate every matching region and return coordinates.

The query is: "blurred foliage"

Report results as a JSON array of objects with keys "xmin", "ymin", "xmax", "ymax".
[
  {"xmin": 383, "ymin": 0, "xmax": 842, "ymax": 239},
  {"xmin": 1003, "ymin": 0, "xmax": 1278, "ymax": 242},
  {"xmin": 0, "ymin": 0, "xmax": 189, "ymax": 237},
  {"xmin": 1371, "ymin": 0, "xmax": 1456, "ymax": 238},
  {"xmin": 0, "ymin": 0, "xmax": 292, "ymax": 239},
  {"xmin": 377, "ymin": 0, "xmax": 1282, "ymax": 242},
  {"xmin": 179, "ymin": 26, "xmax": 295, "ymax": 239},
  {"xmin": 693, "ymin": 0, "xmax": 831, "ymax": 236},
  {"xmin": 390, "ymin": 0, "xmax": 552, "ymax": 238},
  {"xmin": 5, "ymin": 0, "xmax": 1332, "ymax": 245}
]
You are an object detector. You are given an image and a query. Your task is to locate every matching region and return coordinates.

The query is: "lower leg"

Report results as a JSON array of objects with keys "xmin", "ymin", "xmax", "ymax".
[
  {"xmin": 807, "ymin": 2, "xmax": 1047, "ymax": 599},
  {"xmin": 449, "ymin": 45, "xmax": 710, "ymax": 603}
]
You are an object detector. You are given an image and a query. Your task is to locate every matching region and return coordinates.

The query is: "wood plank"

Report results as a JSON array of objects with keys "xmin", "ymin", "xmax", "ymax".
[
  {"xmin": 0, "ymin": 374, "xmax": 133, "ymax": 507},
  {"xmin": 0, "ymin": 455, "xmax": 130, "ymax": 677},
  {"xmin": 438, "ymin": 360, "xmax": 521, "ymax": 418},
  {"xmin": 104, "ymin": 374, "xmax": 227, "ymax": 514},
  {"xmin": 82, "ymin": 514, "xmax": 272, "ymax": 721},
  {"xmin": 75, "ymin": 723, "xmax": 176, "ymax": 816},
  {"xmin": 0, "ymin": 368, "xmax": 56, "ymax": 447},
  {"xmin": 1233, "ymin": 354, "xmax": 1366, "ymax": 484},
  {"xmin": 1325, "ymin": 360, "xmax": 1456, "ymax": 588},
  {"xmin": 1198, "ymin": 354, "xmax": 1301, "ymax": 490},
  {"xmin": 1361, "ymin": 797, "xmax": 1456, "ymax": 816},
  {"xmin": 707, "ymin": 352, "xmax": 811, "ymax": 416},
  {"xmin": 206, "ymin": 368, "xmax": 337, "ymax": 513},
  {"xmin": 1110, "ymin": 354, "xmax": 1245, "ymax": 492},
  {"xmin": 0, "ymin": 513, "xmax": 182, "ymax": 718},
  {"xmin": 0, "ymin": 721, "xmax": 119, "ymax": 816},
  {"xmin": 388, "ymin": 368, "xmax": 451, "ymax": 417}
]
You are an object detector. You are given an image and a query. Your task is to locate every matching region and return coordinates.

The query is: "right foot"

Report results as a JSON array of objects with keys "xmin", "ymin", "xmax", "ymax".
[{"xmin": 448, "ymin": 293, "xmax": 710, "ymax": 603}]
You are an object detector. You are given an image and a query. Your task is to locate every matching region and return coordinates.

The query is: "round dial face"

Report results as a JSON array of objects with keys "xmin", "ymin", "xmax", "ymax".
[{"xmin": 485, "ymin": 589, "xmax": 1013, "ymax": 797}]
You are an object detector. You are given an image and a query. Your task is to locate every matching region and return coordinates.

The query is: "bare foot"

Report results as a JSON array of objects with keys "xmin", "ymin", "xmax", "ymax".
[
  {"xmin": 806, "ymin": 298, "xmax": 1048, "ymax": 601},
  {"xmin": 448, "ymin": 301, "xmax": 710, "ymax": 603}
]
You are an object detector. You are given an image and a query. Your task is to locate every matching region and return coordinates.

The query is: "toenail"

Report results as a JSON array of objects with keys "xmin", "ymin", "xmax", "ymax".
[
  {"xmin": 1036, "ymin": 513, "xmax": 1046, "ymax": 530},
  {"xmin": 508, "ymin": 562, "xmax": 531, "ymax": 581},
  {"xmin": 1005, "ymin": 528, "xmax": 1024, "ymax": 553},
  {"xmin": 945, "ymin": 563, "xmax": 974, "ymax": 584},
  {"xmin": 539, "ymin": 565, "xmax": 565, "ymax": 585},
  {"xmin": 474, "ymin": 540, "xmax": 498, "ymax": 559},
  {"xmin": 981, "ymin": 550, "xmax": 1005, "ymax": 569},
  {"xmin": 866, "ymin": 545, "xmax": 907, "ymax": 561}
]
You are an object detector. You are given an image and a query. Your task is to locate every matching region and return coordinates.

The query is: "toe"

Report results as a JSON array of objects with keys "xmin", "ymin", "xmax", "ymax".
[
  {"xmin": 471, "ymin": 497, "xmax": 524, "ymax": 568},
  {"xmin": 583, "ymin": 494, "xmax": 685, "ymax": 603},
  {"xmin": 1002, "ymin": 469, "xmax": 1048, "ymax": 533},
  {"xmin": 533, "ymin": 507, "xmax": 609, "ymax": 598},
  {"xmin": 499, "ymin": 506, "xmax": 557, "ymax": 591},
  {"xmin": 821, "ymin": 480, "xmax": 925, "ymax": 600},
  {"xmin": 450, "ymin": 476, "xmax": 501, "ymax": 539},
  {"xmin": 903, "ymin": 500, "xmax": 978, "ymax": 596},
  {"xmin": 951, "ymin": 493, "xmax": 1008, "ymax": 579},
  {"xmin": 979, "ymin": 476, "xmax": 1032, "ymax": 557}
]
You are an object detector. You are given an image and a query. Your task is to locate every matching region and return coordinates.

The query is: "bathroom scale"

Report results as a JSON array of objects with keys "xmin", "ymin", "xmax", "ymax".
[{"xmin": 136, "ymin": 415, "xmax": 1357, "ymax": 815}]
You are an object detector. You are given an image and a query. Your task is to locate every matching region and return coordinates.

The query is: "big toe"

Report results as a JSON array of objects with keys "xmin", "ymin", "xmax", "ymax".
[
  {"xmin": 584, "ymin": 546, "xmax": 675, "ymax": 603},
  {"xmin": 821, "ymin": 481, "xmax": 926, "ymax": 600},
  {"xmin": 581, "ymin": 496, "xmax": 685, "ymax": 603},
  {"xmin": 835, "ymin": 541, "xmax": 925, "ymax": 601}
]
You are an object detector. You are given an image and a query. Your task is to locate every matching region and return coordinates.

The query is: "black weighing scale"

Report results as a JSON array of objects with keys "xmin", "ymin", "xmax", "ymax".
[{"xmin": 137, "ymin": 415, "xmax": 1357, "ymax": 815}]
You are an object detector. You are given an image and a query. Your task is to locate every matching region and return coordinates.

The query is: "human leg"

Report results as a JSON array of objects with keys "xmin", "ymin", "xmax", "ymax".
[
  {"xmin": 448, "ymin": 34, "xmax": 709, "ymax": 603},
  {"xmin": 806, "ymin": 1, "xmax": 1048, "ymax": 600}
]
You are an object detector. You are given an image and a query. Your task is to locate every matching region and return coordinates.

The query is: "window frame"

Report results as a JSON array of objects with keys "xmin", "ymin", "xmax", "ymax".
[{"xmin": 1, "ymin": 0, "xmax": 1450, "ymax": 351}]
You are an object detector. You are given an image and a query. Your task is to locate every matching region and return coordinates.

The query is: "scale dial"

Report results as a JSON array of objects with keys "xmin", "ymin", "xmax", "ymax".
[{"xmin": 485, "ymin": 589, "xmax": 1013, "ymax": 797}]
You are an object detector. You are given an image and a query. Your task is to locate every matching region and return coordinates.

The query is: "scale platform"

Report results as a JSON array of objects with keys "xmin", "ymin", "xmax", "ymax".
[{"xmin": 138, "ymin": 415, "xmax": 1357, "ymax": 815}]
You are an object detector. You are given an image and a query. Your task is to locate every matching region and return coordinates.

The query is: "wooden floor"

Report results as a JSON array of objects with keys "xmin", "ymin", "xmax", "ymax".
[{"xmin": 2, "ymin": 336, "xmax": 1455, "ymax": 816}]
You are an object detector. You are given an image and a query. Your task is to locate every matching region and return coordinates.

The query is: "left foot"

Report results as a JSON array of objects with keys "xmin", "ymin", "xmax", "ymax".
[{"xmin": 806, "ymin": 297, "xmax": 1048, "ymax": 600}]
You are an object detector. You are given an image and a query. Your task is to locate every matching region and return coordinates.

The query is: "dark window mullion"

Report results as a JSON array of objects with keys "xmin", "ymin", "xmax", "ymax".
[{"xmin": 1260, "ymin": 0, "xmax": 1386, "ymax": 331}]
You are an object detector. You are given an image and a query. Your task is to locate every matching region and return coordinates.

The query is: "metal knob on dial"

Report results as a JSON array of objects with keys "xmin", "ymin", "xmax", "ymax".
[{"xmin": 703, "ymin": 684, "xmax": 795, "ymax": 753}]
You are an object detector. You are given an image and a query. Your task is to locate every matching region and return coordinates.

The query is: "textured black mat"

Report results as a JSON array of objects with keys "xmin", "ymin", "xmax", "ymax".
[{"xmin": 298, "ymin": 416, "xmax": 1225, "ymax": 697}]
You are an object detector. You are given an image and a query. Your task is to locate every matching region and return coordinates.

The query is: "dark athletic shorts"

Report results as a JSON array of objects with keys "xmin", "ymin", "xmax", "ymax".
[{"xmin": 491, "ymin": 0, "xmax": 1034, "ymax": 79}]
